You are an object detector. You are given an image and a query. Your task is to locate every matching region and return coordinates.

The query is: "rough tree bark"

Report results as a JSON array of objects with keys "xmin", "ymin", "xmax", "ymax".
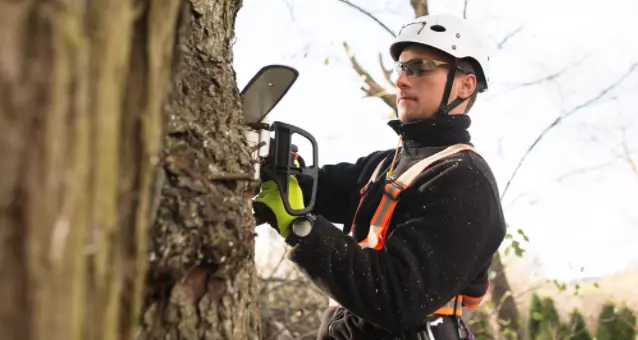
[
  {"xmin": 490, "ymin": 254, "xmax": 524, "ymax": 339},
  {"xmin": 0, "ymin": 0, "xmax": 258, "ymax": 339},
  {"xmin": 139, "ymin": 0, "xmax": 260, "ymax": 339}
]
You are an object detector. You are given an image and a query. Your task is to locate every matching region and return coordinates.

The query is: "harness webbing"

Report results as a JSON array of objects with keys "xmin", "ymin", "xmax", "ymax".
[{"xmin": 347, "ymin": 143, "xmax": 488, "ymax": 315}]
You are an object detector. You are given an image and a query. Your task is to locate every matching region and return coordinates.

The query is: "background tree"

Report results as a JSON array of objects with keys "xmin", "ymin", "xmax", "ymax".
[
  {"xmin": 597, "ymin": 303, "xmax": 637, "ymax": 340},
  {"xmin": 596, "ymin": 302, "xmax": 617, "ymax": 340},
  {"xmin": 567, "ymin": 309, "xmax": 592, "ymax": 340},
  {"xmin": 528, "ymin": 294, "xmax": 543, "ymax": 339},
  {"xmin": 615, "ymin": 306, "xmax": 637, "ymax": 340}
]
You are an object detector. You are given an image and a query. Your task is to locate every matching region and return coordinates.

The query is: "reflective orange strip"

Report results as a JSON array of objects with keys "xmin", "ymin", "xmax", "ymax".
[
  {"xmin": 350, "ymin": 144, "xmax": 485, "ymax": 316},
  {"xmin": 358, "ymin": 196, "xmax": 399, "ymax": 250},
  {"xmin": 431, "ymin": 296, "xmax": 463, "ymax": 316},
  {"xmin": 462, "ymin": 298, "xmax": 481, "ymax": 309},
  {"xmin": 357, "ymin": 144, "xmax": 479, "ymax": 250},
  {"xmin": 432, "ymin": 306, "xmax": 462, "ymax": 316},
  {"xmin": 349, "ymin": 159, "xmax": 387, "ymax": 237},
  {"xmin": 461, "ymin": 281, "xmax": 489, "ymax": 309},
  {"xmin": 432, "ymin": 307, "xmax": 462, "ymax": 316}
]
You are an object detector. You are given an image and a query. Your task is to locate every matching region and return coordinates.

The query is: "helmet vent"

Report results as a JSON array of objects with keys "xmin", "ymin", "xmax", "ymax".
[{"xmin": 430, "ymin": 25, "xmax": 446, "ymax": 32}]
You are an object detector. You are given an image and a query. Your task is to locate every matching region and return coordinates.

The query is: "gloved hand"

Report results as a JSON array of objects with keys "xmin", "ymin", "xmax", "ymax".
[{"xmin": 253, "ymin": 175, "xmax": 305, "ymax": 238}]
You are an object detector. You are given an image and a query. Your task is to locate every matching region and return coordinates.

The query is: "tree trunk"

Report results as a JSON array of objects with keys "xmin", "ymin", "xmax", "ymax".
[
  {"xmin": 140, "ymin": 0, "xmax": 260, "ymax": 339},
  {"xmin": 0, "ymin": 0, "xmax": 258, "ymax": 339},
  {"xmin": 490, "ymin": 253, "xmax": 524, "ymax": 339}
]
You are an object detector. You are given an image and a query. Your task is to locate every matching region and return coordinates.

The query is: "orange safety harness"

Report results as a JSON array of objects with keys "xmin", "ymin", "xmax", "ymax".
[{"xmin": 338, "ymin": 143, "xmax": 488, "ymax": 316}]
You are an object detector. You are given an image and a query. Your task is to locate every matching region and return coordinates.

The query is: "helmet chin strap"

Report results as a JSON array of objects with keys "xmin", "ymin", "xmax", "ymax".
[{"xmin": 436, "ymin": 58, "xmax": 469, "ymax": 117}]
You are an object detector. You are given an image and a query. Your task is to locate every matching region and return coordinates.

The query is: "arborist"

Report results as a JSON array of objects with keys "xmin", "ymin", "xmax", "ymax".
[{"xmin": 254, "ymin": 14, "xmax": 507, "ymax": 340}]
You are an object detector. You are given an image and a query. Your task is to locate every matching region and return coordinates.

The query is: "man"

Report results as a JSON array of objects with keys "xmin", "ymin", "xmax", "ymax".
[{"xmin": 254, "ymin": 14, "xmax": 506, "ymax": 340}]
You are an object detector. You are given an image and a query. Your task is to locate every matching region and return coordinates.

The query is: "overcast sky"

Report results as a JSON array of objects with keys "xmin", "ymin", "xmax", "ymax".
[{"xmin": 233, "ymin": 0, "xmax": 638, "ymax": 282}]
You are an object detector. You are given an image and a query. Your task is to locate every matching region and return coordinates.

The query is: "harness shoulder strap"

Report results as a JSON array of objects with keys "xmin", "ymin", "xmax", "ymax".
[
  {"xmin": 336, "ymin": 144, "xmax": 488, "ymax": 314},
  {"xmin": 357, "ymin": 144, "xmax": 488, "ymax": 316},
  {"xmin": 347, "ymin": 155, "xmax": 391, "ymax": 236},
  {"xmin": 358, "ymin": 144, "xmax": 479, "ymax": 250},
  {"xmin": 393, "ymin": 144, "xmax": 479, "ymax": 195}
]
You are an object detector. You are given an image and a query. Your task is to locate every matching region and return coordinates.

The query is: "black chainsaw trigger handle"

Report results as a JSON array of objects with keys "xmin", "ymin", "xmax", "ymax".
[{"xmin": 269, "ymin": 121, "xmax": 318, "ymax": 216}]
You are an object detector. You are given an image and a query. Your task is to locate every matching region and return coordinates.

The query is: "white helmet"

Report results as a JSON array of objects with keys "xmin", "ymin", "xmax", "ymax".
[{"xmin": 390, "ymin": 14, "xmax": 490, "ymax": 93}]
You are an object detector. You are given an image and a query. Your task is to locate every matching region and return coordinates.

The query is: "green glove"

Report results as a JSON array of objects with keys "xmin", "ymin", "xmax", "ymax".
[{"xmin": 254, "ymin": 175, "xmax": 305, "ymax": 237}]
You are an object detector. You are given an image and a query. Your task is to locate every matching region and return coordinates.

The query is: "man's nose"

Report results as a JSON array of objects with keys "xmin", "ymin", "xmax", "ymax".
[{"xmin": 395, "ymin": 70, "xmax": 411, "ymax": 88}]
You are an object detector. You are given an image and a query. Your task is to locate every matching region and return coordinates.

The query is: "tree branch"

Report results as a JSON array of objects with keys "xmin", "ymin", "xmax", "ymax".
[
  {"xmin": 500, "ymin": 61, "xmax": 638, "ymax": 200},
  {"xmin": 259, "ymin": 250, "xmax": 289, "ymax": 296},
  {"xmin": 378, "ymin": 52, "xmax": 396, "ymax": 90},
  {"xmin": 463, "ymin": 0, "xmax": 470, "ymax": 19},
  {"xmin": 410, "ymin": 0, "xmax": 429, "ymax": 17},
  {"xmin": 343, "ymin": 42, "xmax": 397, "ymax": 109},
  {"xmin": 486, "ymin": 54, "xmax": 589, "ymax": 102},
  {"xmin": 621, "ymin": 125, "xmax": 638, "ymax": 180},
  {"xmin": 336, "ymin": 0, "xmax": 396, "ymax": 37},
  {"xmin": 497, "ymin": 26, "xmax": 523, "ymax": 50}
]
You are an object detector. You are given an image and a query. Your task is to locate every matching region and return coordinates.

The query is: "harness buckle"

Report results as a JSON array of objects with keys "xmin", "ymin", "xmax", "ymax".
[{"xmin": 384, "ymin": 180, "xmax": 406, "ymax": 200}]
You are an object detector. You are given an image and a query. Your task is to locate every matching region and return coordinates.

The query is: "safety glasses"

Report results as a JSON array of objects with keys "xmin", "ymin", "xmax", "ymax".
[{"xmin": 392, "ymin": 59, "xmax": 467, "ymax": 82}]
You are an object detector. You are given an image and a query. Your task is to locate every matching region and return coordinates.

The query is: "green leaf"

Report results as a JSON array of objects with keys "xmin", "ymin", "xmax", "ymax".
[
  {"xmin": 498, "ymin": 318, "xmax": 512, "ymax": 326},
  {"xmin": 324, "ymin": 58, "xmax": 329, "ymax": 65},
  {"xmin": 515, "ymin": 247, "xmax": 526, "ymax": 257},
  {"xmin": 511, "ymin": 240, "xmax": 526, "ymax": 257},
  {"xmin": 532, "ymin": 311, "xmax": 544, "ymax": 321},
  {"xmin": 517, "ymin": 228, "xmax": 530, "ymax": 242}
]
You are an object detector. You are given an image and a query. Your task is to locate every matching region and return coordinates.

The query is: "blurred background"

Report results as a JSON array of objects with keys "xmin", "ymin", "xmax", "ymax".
[{"xmin": 232, "ymin": 0, "xmax": 638, "ymax": 339}]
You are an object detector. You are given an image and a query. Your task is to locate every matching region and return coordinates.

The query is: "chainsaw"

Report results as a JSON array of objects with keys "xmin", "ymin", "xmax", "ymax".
[{"xmin": 240, "ymin": 65, "xmax": 318, "ymax": 219}]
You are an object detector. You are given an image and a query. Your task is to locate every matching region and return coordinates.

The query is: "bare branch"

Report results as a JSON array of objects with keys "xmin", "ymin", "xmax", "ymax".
[
  {"xmin": 463, "ymin": 0, "xmax": 470, "ymax": 19},
  {"xmin": 410, "ymin": 0, "xmax": 429, "ymax": 17},
  {"xmin": 621, "ymin": 125, "xmax": 638, "ymax": 180},
  {"xmin": 497, "ymin": 26, "xmax": 523, "ymax": 50},
  {"xmin": 263, "ymin": 313, "xmax": 295, "ymax": 340},
  {"xmin": 486, "ymin": 54, "xmax": 589, "ymax": 102},
  {"xmin": 563, "ymin": 63, "xmax": 638, "ymax": 120},
  {"xmin": 336, "ymin": 0, "xmax": 396, "ymax": 37},
  {"xmin": 503, "ymin": 156, "xmax": 623, "ymax": 208},
  {"xmin": 284, "ymin": 0, "xmax": 295, "ymax": 20},
  {"xmin": 343, "ymin": 42, "xmax": 397, "ymax": 109},
  {"xmin": 378, "ymin": 52, "xmax": 396, "ymax": 90},
  {"xmin": 259, "ymin": 250, "xmax": 289, "ymax": 296},
  {"xmin": 501, "ymin": 61, "xmax": 638, "ymax": 200}
]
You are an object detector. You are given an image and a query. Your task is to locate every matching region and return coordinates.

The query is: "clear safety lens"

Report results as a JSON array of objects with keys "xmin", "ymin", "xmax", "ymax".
[{"xmin": 391, "ymin": 59, "xmax": 448, "ymax": 83}]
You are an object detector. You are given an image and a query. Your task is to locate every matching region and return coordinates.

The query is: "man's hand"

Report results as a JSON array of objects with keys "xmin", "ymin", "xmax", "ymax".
[{"xmin": 253, "ymin": 175, "xmax": 305, "ymax": 237}]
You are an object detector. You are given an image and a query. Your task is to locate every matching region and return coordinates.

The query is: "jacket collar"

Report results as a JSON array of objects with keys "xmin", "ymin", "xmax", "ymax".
[{"xmin": 387, "ymin": 114, "xmax": 472, "ymax": 150}]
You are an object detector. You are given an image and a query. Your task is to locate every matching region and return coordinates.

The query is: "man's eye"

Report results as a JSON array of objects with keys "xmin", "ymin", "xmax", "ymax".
[{"xmin": 409, "ymin": 68, "xmax": 428, "ymax": 75}]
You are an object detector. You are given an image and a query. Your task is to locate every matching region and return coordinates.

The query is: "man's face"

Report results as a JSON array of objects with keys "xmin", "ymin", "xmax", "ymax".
[{"xmin": 394, "ymin": 45, "xmax": 472, "ymax": 122}]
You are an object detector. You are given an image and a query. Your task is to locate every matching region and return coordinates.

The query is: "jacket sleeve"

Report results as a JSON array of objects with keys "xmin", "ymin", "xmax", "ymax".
[
  {"xmin": 298, "ymin": 150, "xmax": 390, "ymax": 225},
  {"xmin": 284, "ymin": 161, "xmax": 506, "ymax": 333}
]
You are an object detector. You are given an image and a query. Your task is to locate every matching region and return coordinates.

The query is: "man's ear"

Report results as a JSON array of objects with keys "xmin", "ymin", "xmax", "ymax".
[{"xmin": 458, "ymin": 73, "xmax": 477, "ymax": 99}]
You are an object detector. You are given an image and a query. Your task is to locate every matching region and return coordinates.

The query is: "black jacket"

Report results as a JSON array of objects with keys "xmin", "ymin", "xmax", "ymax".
[{"xmin": 286, "ymin": 115, "xmax": 506, "ymax": 339}]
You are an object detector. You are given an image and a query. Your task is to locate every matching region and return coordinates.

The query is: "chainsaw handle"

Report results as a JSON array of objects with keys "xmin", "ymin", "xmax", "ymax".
[{"xmin": 268, "ymin": 121, "xmax": 318, "ymax": 216}]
